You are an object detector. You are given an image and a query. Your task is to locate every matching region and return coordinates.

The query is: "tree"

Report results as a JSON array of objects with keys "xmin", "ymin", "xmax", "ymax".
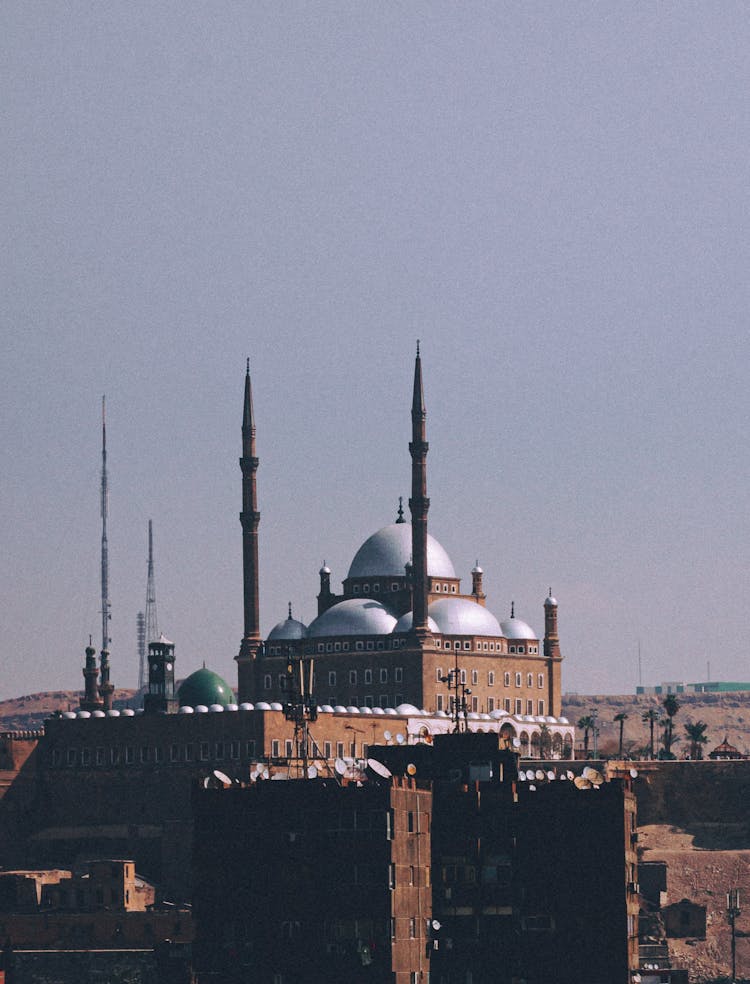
[
  {"xmin": 684, "ymin": 720, "xmax": 709, "ymax": 760},
  {"xmin": 614, "ymin": 712, "xmax": 628, "ymax": 758},
  {"xmin": 577, "ymin": 716, "xmax": 595, "ymax": 758},
  {"xmin": 539, "ymin": 723, "xmax": 552, "ymax": 759},
  {"xmin": 642, "ymin": 708, "xmax": 659, "ymax": 759},
  {"xmin": 661, "ymin": 694, "xmax": 680, "ymax": 758}
]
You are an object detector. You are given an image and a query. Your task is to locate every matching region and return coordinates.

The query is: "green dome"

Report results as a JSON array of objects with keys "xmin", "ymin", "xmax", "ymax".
[{"xmin": 178, "ymin": 668, "xmax": 235, "ymax": 708}]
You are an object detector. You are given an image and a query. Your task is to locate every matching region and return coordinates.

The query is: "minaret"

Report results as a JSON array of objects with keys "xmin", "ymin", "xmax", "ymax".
[
  {"xmin": 409, "ymin": 342, "xmax": 430, "ymax": 639},
  {"xmin": 99, "ymin": 646, "xmax": 114, "ymax": 711},
  {"xmin": 544, "ymin": 590, "xmax": 562, "ymax": 717},
  {"xmin": 237, "ymin": 360, "xmax": 261, "ymax": 700},
  {"xmin": 81, "ymin": 637, "xmax": 103, "ymax": 711},
  {"xmin": 471, "ymin": 561, "xmax": 485, "ymax": 605},
  {"xmin": 100, "ymin": 396, "xmax": 111, "ymax": 656}
]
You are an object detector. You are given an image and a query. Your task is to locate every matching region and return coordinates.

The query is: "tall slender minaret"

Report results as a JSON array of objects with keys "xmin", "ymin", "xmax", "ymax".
[
  {"xmin": 100, "ymin": 396, "xmax": 111, "ymax": 655},
  {"xmin": 409, "ymin": 342, "xmax": 431, "ymax": 639},
  {"xmin": 236, "ymin": 360, "xmax": 261, "ymax": 700}
]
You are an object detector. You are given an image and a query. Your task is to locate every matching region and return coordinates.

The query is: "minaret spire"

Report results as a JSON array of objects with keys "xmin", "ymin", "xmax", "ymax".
[
  {"xmin": 409, "ymin": 342, "xmax": 430, "ymax": 638},
  {"xmin": 237, "ymin": 361, "xmax": 261, "ymax": 700},
  {"xmin": 100, "ymin": 396, "xmax": 110, "ymax": 655}
]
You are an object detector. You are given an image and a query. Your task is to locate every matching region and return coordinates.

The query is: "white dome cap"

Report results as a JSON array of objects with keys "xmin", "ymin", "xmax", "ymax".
[
  {"xmin": 501, "ymin": 616, "xmax": 538, "ymax": 640},
  {"xmin": 347, "ymin": 523, "xmax": 455, "ymax": 579},
  {"xmin": 393, "ymin": 611, "xmax": 440, "ymax": 633},
  {"xmin": 428, "ymin": 597, "xmax": 502, "ymax": 636},
  {"xmin": 307, "ymin": 598, "xmax": 397, "ymax": 637}
]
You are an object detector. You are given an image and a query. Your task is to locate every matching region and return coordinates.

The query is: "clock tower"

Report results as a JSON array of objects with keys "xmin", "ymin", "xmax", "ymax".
[{"xmin": 143, "ymin": 635, "xmax": 177, "ymax": 714}]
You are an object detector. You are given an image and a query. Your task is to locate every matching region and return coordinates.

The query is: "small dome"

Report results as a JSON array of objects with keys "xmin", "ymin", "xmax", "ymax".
[
  {"xmin": 319, "ymin": 562, "xmax": 331, "ymax": 575},
  {"xmin": 545, "ymin": 594, "xmax": 557, "ymax": 607},
  {"xmin": 428, "ymin": 597, "xmax": 502, "ymax": 636},
  {"xmin": 348, "ymin": 523, "xmax": 456, "ymax": 579},
  {"xmin": 393, "ymin": 612, "xmax": 440, "ymax": 633},
  {"xmin": 178, "ymin": 668, "xmax": 235, "ymax": 709},
  {"xmin": 239, "ymin": 702, "xmax": 254, "ymax": 710},
  {"xmin": 268, "ymin": 613, "xmax": 308, "ymax": 641},
  {"xmin": 472, "ymin": 561, "xmax": 483, "ymax": 574},
  {"xmin": 501, "ymin": 616, "xmax": 538, "ymax": 640},
  {"xmin": 307, "ymin": 598, "xmax": 397, "ymax": 637},
  {"xmin": 76, "ymin": 711, "xmax": 91, "ymax": 719},
  {"xmin": 396, "ymin": 703, "xmax": 421, "ymax": 716}
]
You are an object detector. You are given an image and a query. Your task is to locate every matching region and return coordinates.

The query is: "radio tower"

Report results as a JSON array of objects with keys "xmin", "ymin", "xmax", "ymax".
[
  {"xmin": 100, "ymin": 396, "xmax": 111, "ymax": 654},
  {"xmin": 136, "ymin": 612, "xmax": 146, "ymax": 691}
]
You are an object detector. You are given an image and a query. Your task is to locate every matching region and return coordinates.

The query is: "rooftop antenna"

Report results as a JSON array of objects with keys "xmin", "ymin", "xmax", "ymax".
[
  {"xmin": 136, "ymin": 612, "xmax": 145, "ymax": 690},
  {"xmin": 145, "ymin": 519, "xmax": 159, "ymax": 645},
  {"xmin": 100, "ymin": 396, "xmax": 111, "ymax": 654},
  {"xmin": 637, "ymin": 639, "xmax": 642, "ymax": 688}
]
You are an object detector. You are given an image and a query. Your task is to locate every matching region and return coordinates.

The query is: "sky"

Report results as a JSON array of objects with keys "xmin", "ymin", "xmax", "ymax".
[{"xmin": 2, "ymin": 3, "xmax": 749, "ymax": 701}]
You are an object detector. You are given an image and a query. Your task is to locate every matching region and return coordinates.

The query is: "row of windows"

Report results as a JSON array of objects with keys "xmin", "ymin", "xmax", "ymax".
[
  {"xmin": 52, "ymin": 739, "xmax": 257, "ymax": 768},
  {"xmin": 269, "ymin": 739, "xmax": 369, "ymax": 760},
  {"xmin": 297, "ymin": 638, "xmax": 538, "ymax": 655},
  {"xmin": 328, "ymin": 695, "xmax": 405, "ymax": 709},
  {"xmin": 264, "ymin": 667, "xmax": 405, "ymax": 689},
  {"xmin": 436, "ymin": 668, "xmax": 545, "ymax": 689},
  {"xmin": 435, "ymin": 694, "xmax": 545, "ymax": 716}
]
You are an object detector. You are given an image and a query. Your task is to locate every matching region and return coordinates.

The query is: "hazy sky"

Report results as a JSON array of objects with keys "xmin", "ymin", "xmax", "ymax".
[{"xmin": 3, "ymin": 3, "xmax": 749, "ymax": 701}]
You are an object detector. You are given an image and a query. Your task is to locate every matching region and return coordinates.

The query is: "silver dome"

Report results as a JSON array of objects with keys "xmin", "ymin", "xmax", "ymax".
[
  {"xmin": 307, "ymin": 598, "xmax": 397, "ymax": 637},
  {"xmin": 347, "ymin": 523, "xmax": 456, "ymax": 579},
  {"xmin": 268, "ymin": 615, "xmax": 308, "ymax": 641},
  {"xmin": 501, "ymin": 616, "xmax": 538, "ymax": 640},
  {"xmin": 428, "ymin": 597, "xmax": 502, "ymax": 636},
  {"xmin": 393, "ymin": 611, "xmax": 440, "ymax": 633}
]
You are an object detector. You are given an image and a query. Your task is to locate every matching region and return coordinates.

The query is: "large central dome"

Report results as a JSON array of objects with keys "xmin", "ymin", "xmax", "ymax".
[{"xmin": 347, "ymin": 522, "xmax": 456, "ymax": 579}]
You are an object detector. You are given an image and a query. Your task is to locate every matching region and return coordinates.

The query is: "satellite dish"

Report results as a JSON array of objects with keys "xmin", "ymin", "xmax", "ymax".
[
  {"xmin": 529, "ymin": 783, "xmax": 537, "ymax": 791},
  {"xmin": 535, "ymin": 769, "xmax": 545, "ymax": 781},
  {"xmin": 525, "ymin": 769, "xmax": 535, "ymax": 781},
  {"xmin": 583, "ymin": 766, "xmax": 604, "ymax": 786},
  {"xmin": 249, "ymin": 769, "xmax": 258, "ymax": 781},
  {"xmin": 396, "ymin": 733, "xmax": 405, "ymax": 745},
  {"xmin": 559, "ymin": 772, "xmax": 567, "ymax": 781},
  {"xmin": 431, "ymin": 919, "xmax": 441, "ymax": 931},
  {"xmin": 367, "ymin": 758, "xmax": 392, "ymax": 779},
  {"xmin": 202, "ymin": 776, "xmax": 211, "ymax": 788},
  {"xmin": 271, "ymin": 771, "xmax": 289, "ymax": 781},
  {"xmin": 307, "ymin": 765, "xmax": 319, "ymax": 779},
  {"xmin": 261, "ymin": 768, "xmax": 269, "ymax": 780},
  {"xmin": 574, "ymin": 776, "xmax": 591, "ymax": 790},
  {"xmin": 547, "ymin": 770, "xmax": 556, "ymax": 781},
  {"xmin": 383, "ymin": 730, "xmax": 392, "ymax": 742},
  {"xmin": 213, "ymin": 770, "xmax": 232, "ymax": 787},
  {"xmin": 512, "ymin": 738, "xmax": 521, "ymax": 748},
  {"xmin": 406, "ymin": 763, "xmax": 417, "ymax": 776},
  {"xmin": 566, "ymin": 770, "xmax": 575, "ymax": 780},
  {"xmin": 334, "ymin": 757, "xmax": 347, "ymax": 776},
  {"xmin": 630, "ymin": 767, "xmax": 638, "ymax": 779},
  {"xmin": 518, "ymin": 771, "xmax": 526, "ymax": 782}
]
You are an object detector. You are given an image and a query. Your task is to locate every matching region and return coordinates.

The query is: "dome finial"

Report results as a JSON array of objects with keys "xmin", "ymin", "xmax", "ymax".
[
  {"xmin": 396, "ymin": 496, "xmax": 405, "ymax": 523},
  {"xmin": 288, "ymin": 601, "xmax": 292, "ymax": 620},
  {"xmin": 416, "ymin": 339, "xmax": 420, "ymax": 357},
  {"xmin": 510, "ymin": 601, "xmax": 515, "ymax": 619},
  {"xmin": 246, "ymin": 357, "xmax": 250, "ymax": 376}
]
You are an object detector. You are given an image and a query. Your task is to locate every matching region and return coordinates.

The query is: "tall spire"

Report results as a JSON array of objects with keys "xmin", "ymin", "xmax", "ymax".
[
  {"xmin": 100, "ymin": 396, "xmax": 111, "ymax": 655},
  {"xmin": 237, "ymin": 360, "xmax": 261, "ymax": 700},
  {"xmin": 409, "ymin": 342, "xmax": 430, "ymax": 638},
  {"xmin": 140, "ymin": 519, "xmax": 159, "ymax": 690}
]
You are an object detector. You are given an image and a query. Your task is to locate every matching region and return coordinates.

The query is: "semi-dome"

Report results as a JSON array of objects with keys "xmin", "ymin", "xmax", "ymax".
[
  {"xmin": 307, "ymin": 598, "xmax": 397, "ymax": 637},
  {"xmin": 501, "ymin": 616, "xmax": 538, "ymax": 640},
  {"xmin": 178, "ymin": 668, "xmax": 235, "ymax": 708},
  {"xmin": 393, "ymin": 612, "xmax": 440, "ymax": 633},
  {"xmin": 427, "ymin": 597, "xmax": 502, "ymax": 636},
  {"xmin": 267, "ymin": 609, "xmax": 308, "ymax": 641},
  {"xmin": 347, "ymin": 523, "xmax": 455, "ymax": 579}
]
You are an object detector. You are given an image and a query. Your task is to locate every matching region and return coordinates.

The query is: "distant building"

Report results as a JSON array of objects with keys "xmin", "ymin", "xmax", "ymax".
[{"xmin": 636, "ymin": 680, "xmax": 750, "ymax": 696}]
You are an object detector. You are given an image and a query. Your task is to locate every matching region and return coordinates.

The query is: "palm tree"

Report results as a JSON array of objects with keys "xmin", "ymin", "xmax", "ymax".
[
  {"xmin": 684, "ymin": 720, "xmax": 709, "ymax": 760},
  {"xmin": 577, "ymin": 716, "xmax": 595, "ymax": 758},
  {"xmin": 614, "ymin": 712, "xmax": 628, "ymax": 758},
  {"xmin": 642, "ymin": 708, "xmax": 659, "ymax": 759},
  {"xmin": 661, "ymin": 694, "xmax": 680, "ymax": 758}
]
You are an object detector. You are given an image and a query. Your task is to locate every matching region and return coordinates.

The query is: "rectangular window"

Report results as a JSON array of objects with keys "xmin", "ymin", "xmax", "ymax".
[
  {"xmin": 488, "ymin": 671, "xmax": 495, "ymax": 686},
  {"xmin": 394, "ymin": 693, "xmax": 403, "ymax": 706},
  {"xmin": 185, "ymin": 743, "xmax": 194, "ymax": 761},
  {"xmin": 460, "ymin": 669, "xmax": 467, "ymax": 685},
  {"xmin": 395, "ymin": 667, "xmax": 403, "ymax": 683},
  {"xmin": 154, "ymin": 746, "xmax": 163, "ymax": 763},
  {"xmin": 285, "ymin": 740, "xmax": 293, "ymax": 758},
  {"xmin": 200, "ymin": 742, "xmax": 210, "ymax": 761},
  {"xmin": 324, "ymin": 742, "xmax": 332, "ymax": 759},
  {"xmin": 66, "ymin": 748, "xmax": 77, "ymax": 767},
  {"xmin": 504, "ymin": 698, "xmax": 511, "ymax": 713},
  {"xmin": 328, "ymin": 671, "xmax": 336, "ymax": 686},
  {"xmin": 445, "ymin": 640, "xmax": 451, "ymax": 649},
  {"xmin": 264, "ymin": 674, "xmax": 272, "ymax": 690},
  {"xmin": 364, "ymin": 669, "xmax": 372, "ymax": 684},
  {"xmin": 436, "ymin": 667, "xmax": 443, "ymax": 682},
  {"xmin": 170, "ymin": 744, "xmax": 180, "ymax": 762},
  {"xmin": 230, "ymin": 740, "xmax": 240, "ymax": 759},
  {"xmin": 379, "ymin": 694, "xmax": 388, "ymax": 708},
  {"xmin": 245, "ymin": 740, "xmax": 255, "ymax": 758},
  {"xmin": 124, "ymin": 746, "xmax": 134, "ymax": 764},
  {"xmin": 272, "ymin": 739, "xmax": 280, "ymax": 758},
  {"xmin": 487, "ymin": 697, "xmax": 494, "ymax": 712},
  {"xmin": 380, "ymin": 668, "xmax": 388, "ymax": 683},
  {"xmin": 408, "ymin": 811, "xmax": 414, "ymax": 832},
  {"xmin": 389, "ymin": 863, "xmax": 396, "ymax": 889},
  {"xmin": 140, "ymin": 746, "xmax": 151, "ymax": 764},
  {"xmin": 515, "ymin": 672, "xmax": 522, "ymax": 687},
  {"xmin": 538, "ymin": 673, "xmax": 544, "ymax": 689},
  {"xmin": 538, "ymin": 700, "xmax": 545, "ymax": 716},
  {"xmin": 336, "ymin": 742, "xmax": 344, "ymax": 758},
  {"xmin": 472, "ymin": 696, "xmax": 478, "ymax": 713},
  {"xmin": 527, "ymin": 673, "xmax": 533, "ymax": 687},
  {"xmin": 409, "ymin": 917, "xmax": 416, "ymax": 939},
  {"xmin": 436, "ymin": 694, "xmax": 444, "ymax": 712},
  {"xmin": 471, "ymin": 670, "xmax": 478, "ymax": 685},
  {"xmin": 364, "ymin": 695, "xmax": 374, "ymax": 707},
  {"xmin": 463, "ymin": 641, "xmax": 471, "ymax": 650},
  {"xmin": 515, "ymin": 698, "xmax": 522, "ymax": 714},
  {"xmin": 504, "ymin": 672, "xmax": 511, "ymax": 687},
  {"xmin": 349, "ymin": 669, "xmax": 357, "ymax": 685},
  {"xmin": 214, "ymin": 741, "xmax": 224, "ymax": 760},
  {"xmin": 81, "ymin": 748, "xmax": 91, "ymax": 766},
  {"xmin": 526, "ymin": 699, "xmax": 533, "ymax": 715}
]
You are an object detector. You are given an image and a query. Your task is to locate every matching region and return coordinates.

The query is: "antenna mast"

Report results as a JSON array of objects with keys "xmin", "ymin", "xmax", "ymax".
[
  {"xmin": 100, "ymin": 396, "xmax": 111, "ymax": 654},
  {"xmin": 136, "ymin": 612, "xmax": 146, "ymax": 690},
  {"xmin": 145, "ymin": 519, "xmax": 159, "ymax": 646}
]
